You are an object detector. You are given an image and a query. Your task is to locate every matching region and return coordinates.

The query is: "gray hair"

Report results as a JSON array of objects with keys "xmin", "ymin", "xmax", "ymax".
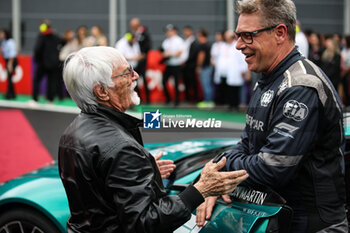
[
  {"xmin": 236, "ymin": 0, "xmax": 296, "ymax": 42},
  {"xmin": 63, "ymin": 46, "xmax": 127, "ymax": 112}
]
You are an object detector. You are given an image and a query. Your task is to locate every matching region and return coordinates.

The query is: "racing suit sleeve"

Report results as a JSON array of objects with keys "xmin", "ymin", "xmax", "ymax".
[
  {"xmin": 223, "ymin": 86, "xmax": 320, "ymax": 189},
  {"xmin": 102, "ymin": 142, "xmax": 204, "ymax": 233}
]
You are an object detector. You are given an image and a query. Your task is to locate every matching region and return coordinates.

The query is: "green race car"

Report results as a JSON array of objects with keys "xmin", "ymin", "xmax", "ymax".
[{"xmin": 0, "ymin": 137, "xmax": 348, "ymax": 233}]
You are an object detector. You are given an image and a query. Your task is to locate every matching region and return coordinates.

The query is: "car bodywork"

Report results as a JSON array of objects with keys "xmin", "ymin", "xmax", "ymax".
[
  {"xmin": 0, "ymin": 137, "xmax": 348, "ymax": 232},
  {"xmin": 0, "ymin": 138, "xmax": 241, "ymax": 233}
]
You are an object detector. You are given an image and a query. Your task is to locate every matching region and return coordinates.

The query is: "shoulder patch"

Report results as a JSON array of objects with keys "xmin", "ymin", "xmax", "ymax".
[
  {"xmin": 283, "ymin": 100, "xmax": 309, "ymax": 121},
  {"xmin": 260, "ymin": 90, "xmax": 274, "ymax": 107}
]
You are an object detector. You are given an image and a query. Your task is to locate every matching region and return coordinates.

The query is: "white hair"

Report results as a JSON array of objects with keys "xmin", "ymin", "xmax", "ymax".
[{"xmin": 63, "ymin": 46, "xmax": 128, "ymax": 112}]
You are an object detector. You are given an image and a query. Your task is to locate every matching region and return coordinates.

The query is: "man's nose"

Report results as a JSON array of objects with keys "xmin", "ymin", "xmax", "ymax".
[
  {"xmin": 132, "ymin": 70, "xmax": 139, "ymax": 81},
  {"xmin": 236, "ymin": 37, "xmax": 245, "ymax": 50}
]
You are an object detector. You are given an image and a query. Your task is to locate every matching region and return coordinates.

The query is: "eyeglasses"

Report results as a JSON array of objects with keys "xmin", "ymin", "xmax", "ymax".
[
  {"xmin": 112, "ymin": 65, "xmax": 134, "ymax": 79},
  {"xmin": 235, "ymin": 25, "xmax": 278, "ymax": 44}
]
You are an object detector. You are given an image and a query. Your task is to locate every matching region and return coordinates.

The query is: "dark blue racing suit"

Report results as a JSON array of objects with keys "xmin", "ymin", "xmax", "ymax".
[{"xmin": 223, "ymin": 48, "xmax": 347, "ymax": 232}]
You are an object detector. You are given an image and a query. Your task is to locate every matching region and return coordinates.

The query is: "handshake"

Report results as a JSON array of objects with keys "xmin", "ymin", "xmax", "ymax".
[
  {"xmin": 156, "ymin": 153, "xmax": 248, "ymax": 198},
  {"xmin": 156, "ymin": 153, "xmax": 249, "ymax": 227},
  {"xmin": 194, "ymin": 156, "xmax": 248, "ymax": 198},
  {"xmin": 194, "ymin": 156, "xmax": 248, "ymax": 227}
]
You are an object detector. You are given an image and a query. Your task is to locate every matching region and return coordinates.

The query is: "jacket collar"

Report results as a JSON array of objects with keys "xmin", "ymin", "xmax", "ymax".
[
  {"xmin": 258, "ymin": 47, "xmax": 302, "ymax": 86},
  {"xmin": 93, "ymin": 104, "xmax": 144, "ymax": 145}
]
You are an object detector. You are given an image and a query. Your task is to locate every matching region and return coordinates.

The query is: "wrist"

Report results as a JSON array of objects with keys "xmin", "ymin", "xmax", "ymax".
[{"xmin": 194, "ymin": 181, "xmax": 208, "ymax": 198}]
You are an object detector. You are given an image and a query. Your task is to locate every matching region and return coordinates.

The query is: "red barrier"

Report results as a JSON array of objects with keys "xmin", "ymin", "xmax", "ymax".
[
  {"xmin": 138, "ymin": 50, "xmax": 186, "ymax": 103},
  {"xmin": 0, "ymin": 55, "xmax": 32, "ymax": 95}
]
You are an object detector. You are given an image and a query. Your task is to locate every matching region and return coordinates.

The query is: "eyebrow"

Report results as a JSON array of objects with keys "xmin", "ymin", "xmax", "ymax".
[{"xmin": 122, "ymin": 66, "xmax": 130, "ymax": 73}]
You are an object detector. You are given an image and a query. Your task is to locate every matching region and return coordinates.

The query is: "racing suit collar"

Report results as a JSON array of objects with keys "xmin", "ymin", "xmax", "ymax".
[{"xmin": 259, "ymin": 47, "xmax": 302, "ymax": 86}]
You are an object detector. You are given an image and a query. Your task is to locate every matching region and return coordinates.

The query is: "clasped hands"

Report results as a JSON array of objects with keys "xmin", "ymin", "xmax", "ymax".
[{"xmin": 155, "ymin": 152, "xmax": 248, "ymax": 227}]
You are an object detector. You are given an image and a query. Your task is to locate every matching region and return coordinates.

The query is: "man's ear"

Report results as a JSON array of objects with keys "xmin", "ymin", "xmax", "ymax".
[
  {"xmin": 93, "ymin": 84, "xmax": 109, "ymax": 101},
  {"xmin": 275, "ymin": 24, "xmax": 288, "ymax": 44}
]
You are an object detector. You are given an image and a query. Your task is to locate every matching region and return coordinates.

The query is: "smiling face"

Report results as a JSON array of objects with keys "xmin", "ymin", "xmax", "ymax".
[
  {"xmin": 103, "ymin": 62, "xmax": 140, "ymax": 112},
  {"xmin": 235, "ymin": 13, "xmax": 280, "ymax": 74}
]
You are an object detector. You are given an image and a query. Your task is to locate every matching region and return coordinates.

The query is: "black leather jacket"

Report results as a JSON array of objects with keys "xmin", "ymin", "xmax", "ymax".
[{"xmin": 58, "ymin": 104, "xmax": 203, "ymax": 233}]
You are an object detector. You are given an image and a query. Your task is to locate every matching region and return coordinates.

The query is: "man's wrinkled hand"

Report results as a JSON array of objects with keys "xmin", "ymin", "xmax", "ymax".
[
  {"xmin": 155, "ymin": 152, "xmax": 176, "ymax": 179},
  {"xmin": 194, "ymin": 157, "xmax": 248, "ymax": 198}
]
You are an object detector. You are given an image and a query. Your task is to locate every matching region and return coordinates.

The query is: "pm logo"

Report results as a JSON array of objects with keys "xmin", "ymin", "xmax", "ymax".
[
  {"xmin": 283, "ymin": 100, "xmax": 308, "ymax": 121},
  {"xmin": 143, "ymin": 109, "xmax": 161, "ymax": 129}
]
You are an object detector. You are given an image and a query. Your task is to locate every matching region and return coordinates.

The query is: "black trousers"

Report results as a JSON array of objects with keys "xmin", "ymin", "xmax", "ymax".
[
  {"xmin": 182, "ymin": 65, "xmax": 198, "ymax": 102},
  {"xmin": 5, "ymin": 58, "xmax": 18, "ymax": 99},
  {"xmin": 162, "ymin": 65, "xmax": 181, "ymax": 104},
  {"xmin": 135, "ymin": 58, "xmax": 150, "ymax": 103},
  {"xmin": 33, "ymin": 64, "xmax": 62, "ymax": 102},
  {"xmin": 215, "ymin": 76, "xmax": 240, "ymax": 108},
  {"xmin": 226, "ymin": 85, "xmax": 240, "ymax": 109}
]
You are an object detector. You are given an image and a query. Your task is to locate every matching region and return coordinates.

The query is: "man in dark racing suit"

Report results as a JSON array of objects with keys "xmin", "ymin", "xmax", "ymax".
[
  {"xmin": 58, "ymin": 46, "xmax": 249, "ymax": 233},
  {"xmin": 196, "ymin": 0, "xmax": 348, "ymax": 232}
]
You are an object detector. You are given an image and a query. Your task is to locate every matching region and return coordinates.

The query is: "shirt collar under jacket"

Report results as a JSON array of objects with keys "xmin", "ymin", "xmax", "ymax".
[{"xmin": 259, "ymin": 47, "xmax": 302, "ymax": 86}]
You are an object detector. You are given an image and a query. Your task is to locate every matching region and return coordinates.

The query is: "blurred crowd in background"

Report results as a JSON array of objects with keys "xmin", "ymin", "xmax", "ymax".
[{"xmin": 1, "ymin": 18, "xmax": 350, "ymax": 111}]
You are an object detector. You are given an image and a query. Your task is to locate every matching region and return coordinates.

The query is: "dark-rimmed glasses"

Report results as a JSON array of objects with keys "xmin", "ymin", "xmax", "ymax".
[
  {"xmin": 112, "ymin": 65, "xmax": 134, "ymax": 79},
  {"xmin": 235, "ymin": 25, "xmax": 278, "ymax": 44}
]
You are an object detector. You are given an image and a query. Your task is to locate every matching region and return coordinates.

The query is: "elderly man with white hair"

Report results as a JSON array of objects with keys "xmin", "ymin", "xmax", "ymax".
[{"xmin": 58, "ymin": 46, "xmax": 248, "ymax": 233}]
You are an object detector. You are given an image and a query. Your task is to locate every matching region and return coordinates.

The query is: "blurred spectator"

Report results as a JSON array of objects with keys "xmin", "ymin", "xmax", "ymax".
[
  {"xmin": 161, "ymin": 24, "xmax": 184, "ymax": 105},
  {"xmin": 115, "ymin": 33, "xmax": 144, "ymax": 68},
  {"xmin": 308, "ymin": 32, "xmax": 324, "ymax": 66},
  {"xmin": 295, "ymin": 20, "xmax": 309, "ymax": 58},
  {"xmin": 181, "ymin": 25, "xmax": 200, "ymax": 102},
  {"xmin": 320, "ymin": 35, "xmax": 341, "ymax": 92},
  {"xmin": 59, "ymin": 29, "xmax": 79, "ymax": 62},
  {"xmin": 76, "ymin": 25, "xmax": 89, "ymax": 49},
  {"xmin": 30, "ymin": 19, "xmax": 63, "ymax": 105},
  {"xmin": 0, "ymin": 28, "xmax": 18, "ymax": 99},
  {"xmin": 210, "ymin": 31, "xmax": 225, "ymax": 104},
  {"xmin": 196, "ymin": 28, "xmax": 214, "ymax": 108},
  {"xmin": 333, "ymin": 33, "xmax": 344, "ymax": 51},
  {"xmin": 85, "ymin": 26, "xmax": 108, "ymax": 46},
  {"xmin": 181, "ymin": 25, "xmax": 196, "ymax": 63},
  {"xmin": 341, "ymin": 35, "xmax": 350, "ymax": 105},
  {"xmin": 214, "ymin": 30, "xmax": 247, "ymax": 111},
  {"xmin": 210, "ymin": 31, "xmax": 224, "ymax": 67},
  {"xmin": 320, "ymin": 33, "xmax": 327, "ymax": 48},
  {"xmin": 59, "ymin": 29, "xmax": 79, "ymax": 98},
  {"xmin": 303, "ymin": 28, "xmax": 313, "ymax": 42},
  {"xmin": 130, "ymin": 18, "xmax": 152, "ymax": 103}
]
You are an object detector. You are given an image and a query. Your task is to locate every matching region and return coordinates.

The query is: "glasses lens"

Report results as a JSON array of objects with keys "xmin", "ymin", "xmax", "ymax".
[{"xmin": 241, "ymin": 32, "xmax": 253, "ymax": 44}]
